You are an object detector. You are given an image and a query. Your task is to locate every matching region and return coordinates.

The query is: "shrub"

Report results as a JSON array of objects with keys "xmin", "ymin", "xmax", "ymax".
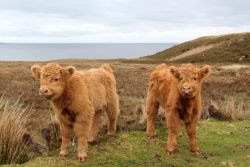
[
  {"xmin": 0, "ymin": 97, "xmax": 30, "ymax": 164},
  {"xmin": 209, "ymin": 96, "xmax": 250, "ymax": 120}
]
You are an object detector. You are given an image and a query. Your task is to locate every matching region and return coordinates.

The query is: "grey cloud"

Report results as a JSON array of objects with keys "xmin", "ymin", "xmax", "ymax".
[{"xmin": 0, "ymin": 0, "xmax": 249, "ymax": 42}]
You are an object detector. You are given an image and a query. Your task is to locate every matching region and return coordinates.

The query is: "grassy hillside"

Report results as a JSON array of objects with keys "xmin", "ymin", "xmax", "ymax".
[{"xmin": 145, "ymin": 33, "xmax": 250, "ymax": 63}]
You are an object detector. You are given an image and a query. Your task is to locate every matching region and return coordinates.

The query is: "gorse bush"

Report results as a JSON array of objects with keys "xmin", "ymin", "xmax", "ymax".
[{"xmin": 0, "ymin": 97, "xmax": 30, "ymax": 164}]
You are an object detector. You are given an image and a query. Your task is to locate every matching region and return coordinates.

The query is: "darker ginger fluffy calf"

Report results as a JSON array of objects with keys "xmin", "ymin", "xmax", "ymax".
[{"xmin": 146, "ymin": 63, "xmax": 210, "ymax": 155}]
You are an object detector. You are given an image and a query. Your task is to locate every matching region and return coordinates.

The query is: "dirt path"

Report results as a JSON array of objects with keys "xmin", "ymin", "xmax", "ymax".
[
  {"xmin": 169, "ymin": 44, "xmax": 214, "ymax": 61},
  {"xmin": 221, "ymin": 64, "xmax": 250, "ymax": 69}
]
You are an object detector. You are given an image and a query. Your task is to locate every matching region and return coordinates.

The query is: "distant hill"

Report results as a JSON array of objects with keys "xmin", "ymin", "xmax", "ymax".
[{"xmin": 144, "ymin": 32, "xmax": 250, "ymax": 63}]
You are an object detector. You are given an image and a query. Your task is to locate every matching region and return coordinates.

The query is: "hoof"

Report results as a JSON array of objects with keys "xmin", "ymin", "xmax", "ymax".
[
  {"xmin": 88, "ymin": 137, "xmax": 97, "ymax": 143},
  {"xmin": 166, "ymin": 148, "xmax": 176, "ymax": 155},
  {"xmin": 147, "ymin": 135, "xmax": 155, "ymax": 140},
  {"xmin": 193, "ymin": 150, "xmax": 201, "ymax": 156},
  {"xmin": 108, "ymin": 131, "xmax": 116, "ymax": 136},
  {"xmin": 59, "ymin": 153, "xmax": 68, "ymax": 159},
  {"xmin": 77, "ymin": 152, "xmax": 87, "ymax": 162},
  {"xmin": 166, "ymin": 150, "xmax": 174, "ymax": 155},
  {"xmin": 146, "ymin": 133, "xmax": 155, "ymax": 139},
  {"xmin": 88, "ymin": 140, "xmax": 98, "ymax": 145}
]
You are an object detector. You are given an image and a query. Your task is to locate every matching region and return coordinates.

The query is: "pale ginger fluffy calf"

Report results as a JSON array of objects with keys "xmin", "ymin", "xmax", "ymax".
[
  {"xmin": 31, "ymin": 63, "xmax": 120, "ymax": 161},
  {"xmin": 146, "ymin": 63, "xmax": 210, "ymax": 155}
]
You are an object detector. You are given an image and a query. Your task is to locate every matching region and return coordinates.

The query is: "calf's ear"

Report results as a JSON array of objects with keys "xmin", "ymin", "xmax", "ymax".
[
  {"xmin": 199, "ymin": 65, "xmax": 211, "ymax": 79},
  {"xmin": 170, "ymin": 66, "xmax": 180, "ymax": 79},
  {"xmin": 31, "ymin": 65, "xmax": 41, "ymax": 80},
  {"xmin": 63, "ymin": 66, "xmax": 76, "ymax": 78}
]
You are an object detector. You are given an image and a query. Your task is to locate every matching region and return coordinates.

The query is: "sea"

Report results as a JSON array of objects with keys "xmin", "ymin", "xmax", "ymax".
[{"xmin": 0, "ymin": 43, "xmax": 175, "ymax": 61}]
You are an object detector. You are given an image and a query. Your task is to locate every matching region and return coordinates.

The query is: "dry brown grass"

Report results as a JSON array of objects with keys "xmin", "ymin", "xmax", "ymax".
[
  {"xmin": 210, "ymin": 97, "xmax": 250, "ymax": 120},
  {"xmin": 0, "ymin": 60, "xmax": 249, "ymax": 135},
  {"xmin": 0, "ymin": 97, "xmax": 30, "ymax": 164}
]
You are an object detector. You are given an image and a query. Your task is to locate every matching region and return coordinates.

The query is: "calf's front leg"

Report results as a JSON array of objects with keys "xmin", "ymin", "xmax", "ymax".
[
  {"xmin": 74, "ymin": 113, "xmax": 92, "ymax": 162},
  {"xmin": 185, "ymin": 120, "xmax": 200, "ymax": 155},
  {"xmin": 166, "ymin": 109, "xmax": 180, "ymax": 155},
  {"xmin": 59, "ymin": 123, "xmax": 73, "ymax": 158}
]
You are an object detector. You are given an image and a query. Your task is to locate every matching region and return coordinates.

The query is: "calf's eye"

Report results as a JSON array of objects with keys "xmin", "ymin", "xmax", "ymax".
[
  {"xmin": 194, "ymin": 77, "xmax": 197, "ymax": 80},
  {"xmin": 54, "ymin": 78, "xmax": 59, "ymax": 82}
]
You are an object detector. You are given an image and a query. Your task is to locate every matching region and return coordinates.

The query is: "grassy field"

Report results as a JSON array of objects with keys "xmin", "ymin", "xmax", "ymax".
[
  {"xmin": 0, "ymin": 59, "xmax": 250, "ymax": 166},
  {"xmin": 4, "ymin": 120, "xmax": 250, "ymax": 167}
]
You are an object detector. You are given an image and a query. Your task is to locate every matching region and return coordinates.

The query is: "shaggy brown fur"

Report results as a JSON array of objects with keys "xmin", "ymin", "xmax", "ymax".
[
  {"xmin": 31, "ymin": 63, "xmax": 120, "ymax": 161},
  {"xmin": 146, "ymin": 63, "xmax": 210, "ymax": 155}
]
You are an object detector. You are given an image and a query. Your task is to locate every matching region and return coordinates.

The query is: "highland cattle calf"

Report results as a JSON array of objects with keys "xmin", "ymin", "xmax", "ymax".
[
  {"xmin": 31, "ymin": 63, "xmax": 120, "ymax": 161},
  {"xmin": 146, "ymin": 64, "xmax": 210, "ymax": 155}
]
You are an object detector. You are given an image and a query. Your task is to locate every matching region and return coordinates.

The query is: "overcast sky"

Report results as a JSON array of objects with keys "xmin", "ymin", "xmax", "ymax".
[{"xmin": 0, "ymin": 0, "xmax": 249, "ymax": 43}]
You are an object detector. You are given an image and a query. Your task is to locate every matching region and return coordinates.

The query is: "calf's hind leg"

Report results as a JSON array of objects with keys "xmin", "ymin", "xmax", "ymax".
[
  {"xmin": 88, "ymin": 111, "xmax": 102, "ymax": 143},
  {"xmin": 146, "ymin": 93, "xmax": 159, "ymax": 138},
  {"xmin": 106, "ymin": 94, "xmax": 120, "ymax": 135}
]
